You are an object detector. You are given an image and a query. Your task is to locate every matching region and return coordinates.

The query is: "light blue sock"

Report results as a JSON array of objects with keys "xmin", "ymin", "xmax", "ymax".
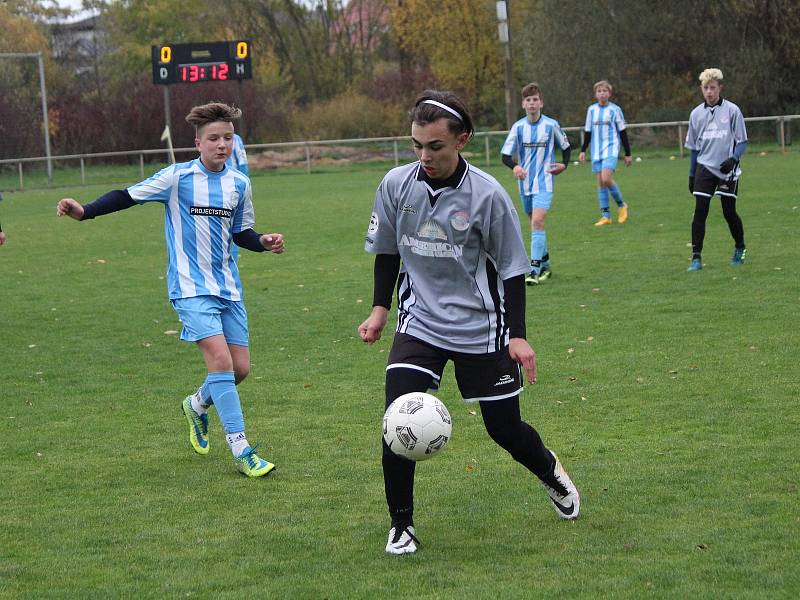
[
  {"xmin": 532, "ymin": 230, "xmax": 547, "ymax": 263},
  {"xmin": 199, "ymin": 379, "xmax": 213, "ymax": 406},
  {"xmin": 598, "ymin": 188, "xmax": 610, "ymax": 217},
  {"xmin": 206, "ymin": 371, "xmax": 244, "ymax": 434},
  {"xmin": 609, "ymin": 184, "xmax": 625, "ymax": 207}
]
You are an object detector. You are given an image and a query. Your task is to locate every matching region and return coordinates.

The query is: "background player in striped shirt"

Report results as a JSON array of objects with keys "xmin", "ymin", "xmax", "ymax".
[
  {"xmin": 501, "ymin": 82, "xmax": 571, "ymax": 284},
  {"xmin": 579, "ymin": 80, "xmax": 632, "ymax": 226},
  {"xmin": 684, "ymin": 68, "xmax": 748, "ymax": 272},
  {"xmin": 56, "ymin": 103, "xmax": 284, "ymax": 477},
  {"xmin": 359, "ymin": 90, "xmax": 580, "ymax": 555},
  {"xmin": 226, "ymin": 133, "xmax": 249, "ymax": 261}
]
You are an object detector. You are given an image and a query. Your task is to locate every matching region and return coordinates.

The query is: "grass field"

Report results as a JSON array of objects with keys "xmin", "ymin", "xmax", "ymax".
[{"xmin": 1, "ymin": 154, "xmax": 798, "ymax": 599}]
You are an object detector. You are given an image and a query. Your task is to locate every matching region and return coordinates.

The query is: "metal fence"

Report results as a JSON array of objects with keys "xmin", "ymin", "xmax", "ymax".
[{"xmin": 2, "ymin": 115, "xmax": 797, "ymax": 191}]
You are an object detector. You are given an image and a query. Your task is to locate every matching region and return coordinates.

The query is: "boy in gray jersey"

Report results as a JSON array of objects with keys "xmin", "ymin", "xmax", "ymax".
[
  {"xmin": 685, "ymin": 68, "xmax": 748, "ymax": 271},
  {"xmin": 359, "ymin": 90, "xmax": 580, "ymax": 555}
]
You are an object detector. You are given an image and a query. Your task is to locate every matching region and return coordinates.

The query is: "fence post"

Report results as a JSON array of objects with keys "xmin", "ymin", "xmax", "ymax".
[
  {"xmin": 140, "ymin": 153, "xmax": 145, "ymax": 178},
  {"xmin": 485, "ymin": 134, "xmax": 490, "ymax": 167},
  {"xmin": 779, "ymin": 117, "xmax": 786, "ymax": 154},
  {"xmin": 18, "ymin": 162, "xmax": 23, "ymax": 190},
  {"xmin": 678, "ymin": 124, "xmax": 684, "ymax": 158},
  {"xmin": 80, "ymin": 157, "xmax": 86, "ymax": 185},
  {"xmin": 393, "ymin": 140, "xmax": 399, "ymax": 166},
  {"xmin": 305, "ymin": 143, "xmax": 311, "ymax": 174}
]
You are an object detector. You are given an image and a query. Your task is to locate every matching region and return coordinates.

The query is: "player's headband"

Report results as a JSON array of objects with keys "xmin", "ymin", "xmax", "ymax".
[{"xmin": 421, "ymin": 99, "xmax": 463, "ymax": 122}]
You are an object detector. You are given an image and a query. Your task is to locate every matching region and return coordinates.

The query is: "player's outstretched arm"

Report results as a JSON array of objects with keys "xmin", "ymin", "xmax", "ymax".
[
  {"xmin": 358, "ymin": 306, "xmax": 388, "ymax": 345},
  {"xmin": 56, "ymin": 198, "xmax": 85, "ymax": 220}
]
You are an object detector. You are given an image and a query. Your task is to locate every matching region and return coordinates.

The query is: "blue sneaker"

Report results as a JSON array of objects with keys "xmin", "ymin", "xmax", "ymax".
[
  {"xmin": 730, "ymin": 248, "xmax": 746, "ymax": 266},
  {"xmin": 235, "ymin": 445, "xmax": 275, "ymax": 477},
  {"xmin": 182, "ymin": 395, "xmax": 209, "ymax": 455},
  {"xmin": 687, "ymin": 258, "xmax": 702, "ymax": 272}
]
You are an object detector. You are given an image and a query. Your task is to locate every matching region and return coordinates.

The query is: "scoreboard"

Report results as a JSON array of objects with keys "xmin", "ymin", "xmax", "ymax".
[{"xmin": 151, "ymin": 41, "xmax": 252, "ymax": 85}]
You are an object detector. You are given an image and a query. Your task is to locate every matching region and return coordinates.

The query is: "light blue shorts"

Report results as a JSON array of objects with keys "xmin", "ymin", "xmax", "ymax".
[
  {"xmin": 592, "ymin": 157, "xmax": 618, "ymax": 173},
  {"xmin": 521, "ymin": 191, "xmax": 554, "ymax": 214},
  {"xmin": 171, "ymin": 295, "xmax": 249, "ymax": 346}
]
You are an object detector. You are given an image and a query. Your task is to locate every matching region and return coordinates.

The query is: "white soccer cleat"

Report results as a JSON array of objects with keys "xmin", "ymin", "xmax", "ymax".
[
  {"xmin": 540, "ymin": 452, "xmax": 580, "ymax": 520},
  {"xmin": 385, "ymin": 525, "xmax": 419, "ymax": 555}
]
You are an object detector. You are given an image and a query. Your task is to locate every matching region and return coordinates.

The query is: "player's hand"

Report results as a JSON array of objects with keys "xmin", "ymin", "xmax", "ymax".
[
  {"xmin": 719, "ymin": 157, "xmax": 737, "ymax": 174},
  {"xmin": 0, "ymin": 231, "xmax": 6, "ymax": 246},
  {"xmin": 624, "ymin": 155, "xmax": 633, "ymax": 167},
  {"xmin": 358, "ymin": 306, "xmax": 388, "ymax": 345},
  {"xmin": 512, "ymin": 165, "xmax": 527, "ymax": 180},
  {"xmin": 56, "ymin": 198, "xmax": 84, "ymax": 220},
  {"xmin": 578, "ymin": 152, "xmax": 586, "ymax": 163},
  {"xmin": 547, "ymin": 163, "xmax": 566, "ymax": 176},
  {"xmin": 260, "ymin": 233, "xmax": 285, "ymax": 253},
  {"xmin": 509, "ymin": 337, "xmax": 537, "ymax": 384},
  {"xmin": 688, "ymin": 176, "xmax": 695, "ymax": 194}
]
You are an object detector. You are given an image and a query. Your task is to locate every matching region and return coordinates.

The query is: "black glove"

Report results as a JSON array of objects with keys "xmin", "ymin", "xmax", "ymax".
[
  {"xmin": 688, "ymin": 176, "xmax": 694, "ymax": 194},
  {"xmin": 719, "ymin": 157, "xmax": 737, "ymax": 174}
]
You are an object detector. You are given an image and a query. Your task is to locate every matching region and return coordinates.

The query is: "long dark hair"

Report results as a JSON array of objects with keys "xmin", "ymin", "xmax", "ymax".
[{"xmin": 409, "ymin": 90, "xmax": 474, "ymax": 141}]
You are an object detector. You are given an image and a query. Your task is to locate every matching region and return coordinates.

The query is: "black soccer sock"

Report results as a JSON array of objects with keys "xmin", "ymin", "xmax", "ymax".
[
  {"xmin": 383, "ymin": 367, "xmax": 435, "ymax": 522},
  {"xmin": 480, "ymin": 397, "xmax": 552, "ymax": 478},
  {"xmin": 720, "ymin": 196, "xmax": 745, "ymax": 248},
  {"xmin": 691, "ymin": 195, "xmax": 711, "ymax": 256}
]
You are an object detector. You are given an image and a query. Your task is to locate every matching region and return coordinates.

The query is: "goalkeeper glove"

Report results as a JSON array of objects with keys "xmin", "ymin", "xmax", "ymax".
[{"xmin": 719, "ymin": 157, "xmax": 737, "ymax": 174}]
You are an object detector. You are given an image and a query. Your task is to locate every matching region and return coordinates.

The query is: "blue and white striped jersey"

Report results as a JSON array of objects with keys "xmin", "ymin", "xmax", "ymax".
[
  {"xmin": 502, "ymin": 115, "xmax": 570, "ymax": 195},
  {"xmin": 226, "ymin": 134, "xmax": 249, "ymax": 176},
  {"xmin": 584, "ymin": 102, "xmax": 626, "ymax": 160},
  {"xmin": 127, "ymin": 159, "xmax": 254, "ymax": 300}
]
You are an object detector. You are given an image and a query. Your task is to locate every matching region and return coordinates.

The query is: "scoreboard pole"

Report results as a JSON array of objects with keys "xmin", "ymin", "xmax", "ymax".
[{"xmin": 163, "ymin": 85, "xmax": 172, "ymax": 137}]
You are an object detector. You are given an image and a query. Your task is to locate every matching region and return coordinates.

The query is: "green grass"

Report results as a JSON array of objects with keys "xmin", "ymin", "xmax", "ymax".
[{"xmin": 1, "ymin": 154, "xmax": 798, "ymax": 598}]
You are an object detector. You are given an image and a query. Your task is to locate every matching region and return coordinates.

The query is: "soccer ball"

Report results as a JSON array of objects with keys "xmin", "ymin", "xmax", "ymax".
[{"xmin": 383, "ymin": 392, "xmax": 452, "ymax": 461}]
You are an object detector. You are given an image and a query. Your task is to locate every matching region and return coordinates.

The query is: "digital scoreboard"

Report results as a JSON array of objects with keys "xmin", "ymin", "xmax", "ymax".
[{"xmin": 151, "ymin": 41, "xmax": 252, "ymax": 85}]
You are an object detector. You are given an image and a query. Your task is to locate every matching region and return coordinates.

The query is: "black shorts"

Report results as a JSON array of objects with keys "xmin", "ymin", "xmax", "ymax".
[
  {"xmin": 386, "ymin": 333, "xmax": 523, "ymax": 402},
  {"xmin": 694, "ymin": 164, "xmax": 739, "ymax": 199}
]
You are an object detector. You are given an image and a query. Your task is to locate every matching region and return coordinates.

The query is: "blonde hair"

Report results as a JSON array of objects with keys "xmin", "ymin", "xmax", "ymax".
[
  {"xmin": 699, "ymin": 68, "xmax": 723, "ymax": 86},
  {"xmin": 593, "ymin": 80, "xmax": 613, "ymax": 94}
]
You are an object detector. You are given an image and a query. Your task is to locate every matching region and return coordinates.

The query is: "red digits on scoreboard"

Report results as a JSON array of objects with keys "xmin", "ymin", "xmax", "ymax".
[{"xmin": 218, "ymin": 63, "xmax": 229, "ymax": 80}]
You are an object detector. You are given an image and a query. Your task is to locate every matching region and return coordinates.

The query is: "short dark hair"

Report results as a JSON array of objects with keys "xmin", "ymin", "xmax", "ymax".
[
  {"xmin": 409, "ymin": 90, "xmax": 474, "ymax": 140},
  {"xmin": 521, "ymin": 82, "xmax": 542, "ymax": 99},
  {"xmin": 185, "ymin": 102, "xmax": 241, "ymax": 134}
]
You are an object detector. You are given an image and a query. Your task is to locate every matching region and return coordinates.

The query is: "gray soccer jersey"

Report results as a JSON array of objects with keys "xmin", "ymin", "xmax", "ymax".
[
  {"xmin": 685, "ymin": 99, "xmax": 747, "ymax": 179},
  {"xmin": 365, "ymin": 159, "xmax": 530, "ymax": 354}
]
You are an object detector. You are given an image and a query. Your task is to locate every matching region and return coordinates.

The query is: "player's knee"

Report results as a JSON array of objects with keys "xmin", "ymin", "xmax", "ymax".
[
  {"xmin": 532, "ymin": 217, "xmax": 545, "ymax": 230},
  {"xmin": 234, "ymin": 363, "xmax": 250, "ymax": 384},
  {"xmin": 484, "ymin": 420, "xmax": 521, "ymax": 454}
]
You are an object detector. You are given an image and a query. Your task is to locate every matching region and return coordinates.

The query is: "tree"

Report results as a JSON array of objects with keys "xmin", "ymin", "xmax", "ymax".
[{"xmin": 390, "ymin": 0, "xmax": 505, "ymax": 124}]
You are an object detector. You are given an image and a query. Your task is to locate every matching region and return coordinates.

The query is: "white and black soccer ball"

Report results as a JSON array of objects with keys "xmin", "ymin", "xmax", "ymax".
[{"xmin": 383, "ymin": 392, "xmax": 452, "ymax": 461}]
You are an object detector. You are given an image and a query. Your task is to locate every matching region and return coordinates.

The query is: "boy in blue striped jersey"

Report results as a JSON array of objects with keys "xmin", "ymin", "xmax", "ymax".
[
  {"xmin": 56, "ymin": 103, "xmax": 284, "ymax": 477},
  {"xmin": 226, "ymin": 133, "xmax": 249, "ymax": 261},
  {"xmin": 502, "ymin": 83, "xmax": 570, "ymax": 284},
  {"xmin": 578, "ymin": 80, "xmax": 632, "ymax": 226}
]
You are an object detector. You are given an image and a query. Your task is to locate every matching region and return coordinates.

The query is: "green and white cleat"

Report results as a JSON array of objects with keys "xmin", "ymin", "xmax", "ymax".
[
  {"xmin": 182, "ymin": 395, "xmax": 209, "ymax": 455},
  {"xmin": 235, "ymin": 445, "xmax": 275, "ymax": 477}
]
